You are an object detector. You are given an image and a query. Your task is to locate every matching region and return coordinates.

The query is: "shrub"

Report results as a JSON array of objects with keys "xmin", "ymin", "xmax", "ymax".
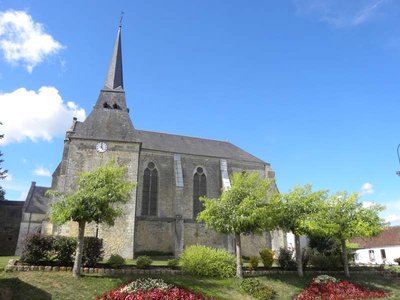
[
  {"xmin": 240, "ymin": 278, "xmax": 276, "ymax": 300},
  {"xmin": 259, "ymin": 248, "xmax": 274, "ymax": 268},
  {"xmin": 136, "ymin": 256, "xmax": 153, "ymax": 269},
  {"xmin": 278, "ymin": 247, "xmax": 296, "ymax": 270},
  {"xmin": 180, "ymin": 245, "xmax": 235, "ymax": 278},
  {"xmin": 107, "ymin": 254, "xmax": 125, "ymax": 269},
  {"xmin": 249, "ymin": 256, "xmax": 259, "ymax": 270},
  {"xmin": 167, "ymin": 258, "xmax": 180, "ymax": 269},
  {"xmin": 81, "ymin": 237, "xmax": 104, "ymax": 267},
  {"xmin": 395, "ymin": 257, "xmax": 400, "ymax": 265},
  {"xmin": 309, "ymin": 253, "xmax": 342, "ymax": 270},
  {"xmin": 21, "ymin": 234, "xmax": 53, "ymax": 265},
  {"xmin": 52, "ymin": 236, "xmax": 77, "ymax": 266}
]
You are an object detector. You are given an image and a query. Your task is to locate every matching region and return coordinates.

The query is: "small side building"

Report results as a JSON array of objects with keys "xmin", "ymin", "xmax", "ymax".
[
  {"xmin": 15, "ymin": 182, "xmax": 50, "ymax": 256},
  {"xmin": 352, "ymin": 226, "xmax": 400, "ymax": 265},
  {"xmin": 0, "ymin": 199, "xmax": 24, "ymax": 255}
]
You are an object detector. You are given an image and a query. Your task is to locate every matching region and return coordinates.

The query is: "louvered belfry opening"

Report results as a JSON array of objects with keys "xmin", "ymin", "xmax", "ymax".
[
  {"xmin": 193, "ymin": 167, "xmax": 207, "ymax": 218},
  {"xmin": 142, "ymin": 162, "xmax": 158, "ymax": 216}
]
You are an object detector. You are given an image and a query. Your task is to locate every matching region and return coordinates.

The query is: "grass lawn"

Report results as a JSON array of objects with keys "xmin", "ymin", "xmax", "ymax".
[
  {"xmin": 0, "ymin": 270, "xmax": 399, "ymax": 300},
  {"xmin": 0, "ymin": 256, "xmax": 17, "ymax": 270}
]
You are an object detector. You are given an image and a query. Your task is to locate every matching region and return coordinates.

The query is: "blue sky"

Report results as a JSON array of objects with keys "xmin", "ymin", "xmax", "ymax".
[{"xmin": 0, "ymin": 0, "xmax": 400, "ymax": 225}]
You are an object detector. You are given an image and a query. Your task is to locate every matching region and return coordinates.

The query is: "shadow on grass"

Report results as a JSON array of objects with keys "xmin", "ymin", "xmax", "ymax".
[{"xmin": 0, "ymin": 277, "xmax": 51, "ymax": 300}]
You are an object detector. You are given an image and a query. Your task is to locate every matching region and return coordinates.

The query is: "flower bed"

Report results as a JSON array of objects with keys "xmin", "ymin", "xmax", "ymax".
[
  {"xmin": 97, "ymin": 278, "xmax": 212, "ymax": 300},
  {"xmin": 295, "ymin": 275, "xmax": 388, "ymax": 300}
]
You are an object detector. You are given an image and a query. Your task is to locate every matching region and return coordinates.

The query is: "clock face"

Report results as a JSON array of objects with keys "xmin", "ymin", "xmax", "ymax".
[{"xmin": 96, "ymin": 142, "xmax": 108, "ymax": 153}]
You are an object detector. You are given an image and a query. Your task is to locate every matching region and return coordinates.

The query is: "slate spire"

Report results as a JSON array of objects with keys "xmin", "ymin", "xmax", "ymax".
[
  {"xmin": 104, "ymin": 26, "xmax": 123, "ymax": 90},
  {"xmin": 69, "ymin": 24, "xmax": 138, "ymax": 142}
]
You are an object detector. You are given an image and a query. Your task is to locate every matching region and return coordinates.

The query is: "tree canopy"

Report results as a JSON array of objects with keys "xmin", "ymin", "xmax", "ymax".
[
  {"xmin": 312, "ymin": 191, "xmax": 386, "ymax": 277},
  {"xmin": 50, "ymin": 161, "xmax": 135, "ymax": 226},
  {"xmin": 272, "ymin": 184, "xmax": 328, "ymax": 276},
  {"xmin": 0, "ymin": 122, "xmax": 7, "ymax": 200},
  {"xmin": 197, "ymin": 171, "xmax": 277, "ymax": 278},
  {"xmin": 49, "ymin": 161, "xmax": 135, "ymax": 278}
]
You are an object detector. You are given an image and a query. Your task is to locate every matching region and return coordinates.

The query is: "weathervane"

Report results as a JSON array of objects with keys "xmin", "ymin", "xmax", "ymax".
[{"xmin": 119, "ymin": 11, "xmax": 124, "ymax": 27}]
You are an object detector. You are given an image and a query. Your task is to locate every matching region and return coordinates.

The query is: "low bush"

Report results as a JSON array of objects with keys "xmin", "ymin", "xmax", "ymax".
[
  {"xmin": 180, "ymin": 245, "xmax": 235, "ymax": 278},
  {"xmin": 107, "ymin": 254, "xmax": 125, "ymax": 269},
  {"xmin": 395, "ymin": 257, "xmax": 400, "ymax": 265},
  {"xmin": 81, "ymin": 237, "xmax": 104, "ymax": 267},
  {"xmin": 136, "ymin": 256, "xmax": 153, "ymax": 269},
  {"xmin": 249, "ymin": 256, "xmax": 259, "ymax": 270},
  {"xmin": 278, "ymin": 247, "xmax": 296, "ymax": 270},
  {"xmin": 309, "ymin": 253, "xmax": 342, "ymax": 270},
  {"xmin": 259, "ymin": 248, "xmax": 274, "ymax": 268},
  {"xmin": 240, "ymin": 278, "xmax": 276, "ymax": 300},
  {"xmin": 21, "ymin": 234, "xmax": 53, "ymax": 265},
  {"xmin": 167, "ymin": 258, "xmax": 179, "ymax": 269},
  {"xmin": 53, "ymin": 236, "xmax": 76, "ymax": 266}
]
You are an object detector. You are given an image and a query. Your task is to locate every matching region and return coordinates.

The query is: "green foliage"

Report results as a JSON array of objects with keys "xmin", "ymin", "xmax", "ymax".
[
  {"xmin": 259, "ymin": 248, "xmax": 274, "ymax": 268},
  {"xmin": 197, "ymin": 172, "xmax": 276, "ymax": 235},
  {"xmin": 395, "ymin": 258, "xmax": 400, "ymax": 265},
  {"xmin": 309, "ymin": 252, "xmax": 342, "ymax": 270},
  {"xmin": 52, "ymin": 236, "xmax": 77, "ymax": 266},
  {"xmin": 278, "ymin": 248, "xmax": 296, "ymax": 270},
  {"xmin": 249, "ymin": 256, "xmax": 259, "ymax": 269},
  {"xmin": 0, "ymin": 121, "xmax": 7, "ymax": 199},
  {"xmin": 308, "ymin": 235, "xmax": 341, "ymax": 256},
  {"xmin": 167, "ymin": 258, "xmax": 180, "ymax": 269},
  {"xmin": 134, "ymin": 251, "xmax": 174, "ymax": 257},
  {"xmin": 81, "ymin": 237, "xmax": 104, "ymax": 267},
  {"xmin": 240, "ymin": 278, "xmax": 277, "ymax": 300},
  {"xmin": 136, "ymin": 256, "xmax": 153, "ymax": 269},
  {"xmin": 180, "ymin": 245, "xmax": 236, "ymax": 278},
  {"xmin": 107, "ymin": 254, "xmax": 125, "ymax": 269},
  {"xmin": 50, "ymin": 161, "xmax": 135, "ymax": 226},
  {"xmin": 272, "ymin": 184, "xmax": 327, "ymax": 236},
  {"xmin": 21, "ymin": 234, "xmax": 53, "ymax": 264}
]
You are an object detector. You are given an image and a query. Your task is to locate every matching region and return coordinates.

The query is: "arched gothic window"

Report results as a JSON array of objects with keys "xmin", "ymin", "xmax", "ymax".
[
  {"xmin": 193, "ymin": 167, "xmax": 207, "ymax": 218},
  {"xmin": 142, "ymin": 162, "xmax": 158, "ymax": 216}
]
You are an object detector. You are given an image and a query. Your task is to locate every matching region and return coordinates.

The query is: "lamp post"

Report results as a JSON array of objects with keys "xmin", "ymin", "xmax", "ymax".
[{"xmin": 397, "ymin": 144, "xmax": 400, "ymax": 176}]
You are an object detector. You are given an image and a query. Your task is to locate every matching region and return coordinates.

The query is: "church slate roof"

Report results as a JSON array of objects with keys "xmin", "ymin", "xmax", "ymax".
[
  {"xmin": 136, "ymin": 129, "xmax": 266, "ymax": 164},
  {"xmin": 23, "ymin": 182, "xmax": 50, "ymax": 215}
]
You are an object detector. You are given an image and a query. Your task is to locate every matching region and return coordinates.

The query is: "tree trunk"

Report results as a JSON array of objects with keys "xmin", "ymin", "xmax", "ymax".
[
  {"xmin": 235, "ymin": 233, "xmax": 243, "ymax": 278},
  {"xmin": 295, "ymin": 234, "xmax": 303, "ymax": 277},
  {"xmin": 341, "ymin": 238, "xmax": 350, "ymax": 278},
  {"xmin": 73, "ymin": 221, "xmax": 86, "ymax": 278}
]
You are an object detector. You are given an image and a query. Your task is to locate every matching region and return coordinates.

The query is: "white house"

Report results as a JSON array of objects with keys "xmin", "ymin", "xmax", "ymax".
[{"xmin": 352, "ymin": 226, "xmax": 400, "ymax": 265}]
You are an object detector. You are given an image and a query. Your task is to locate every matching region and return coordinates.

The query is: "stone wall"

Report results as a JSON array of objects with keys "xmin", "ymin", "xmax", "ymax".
[
  {"xmin": 0, "ymin": 201, "xmax": 24, "ymax": 255},
  {"xmin": 53, "ymin": 138, "xmax": 140, "ymax": 258}
]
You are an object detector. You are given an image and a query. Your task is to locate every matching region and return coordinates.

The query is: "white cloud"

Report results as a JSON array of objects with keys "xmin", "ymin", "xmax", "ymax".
[
  {"xmin": 0, "ymin": 10, "xmax": 63, "ymax": 72},
  {"xmin": 362, "ymin": 201, "xmax": 374, "ymax": 208},
  {"xmin": 384, "ymin": 214, "xmax": 400, "ymax": 224},
  {"xmin": 4, "ymin": 173, "xmax": 12, "ymax": 181},
  {"xmin": 33, "ymin": 166, "xmax": 51, "ymax": 177},
  {"xmin": 294, "ymin": 0, "xmax": 390, "ymax": 27},
  {"xmin": 17, "ymin": 191, "xmax": 27, "ymax": 201},
  {"xmin": 0, "ymin": 86, "xmax": 86, "ymax": 145},
  {"xmin": 359, "ymin": 182, "xmax": 374, "ymax": 196}
]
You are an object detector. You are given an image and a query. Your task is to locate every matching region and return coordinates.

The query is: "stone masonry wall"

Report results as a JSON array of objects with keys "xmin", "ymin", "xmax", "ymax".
[{"xmin": 53, "ymin": 138, "xmax": 140, "ymax": 258}]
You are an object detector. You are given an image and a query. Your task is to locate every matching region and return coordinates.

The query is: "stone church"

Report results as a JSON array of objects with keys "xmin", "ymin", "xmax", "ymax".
[{"xmin": 15, "ymin": 26, "xmax": 286, "ymax": 258}]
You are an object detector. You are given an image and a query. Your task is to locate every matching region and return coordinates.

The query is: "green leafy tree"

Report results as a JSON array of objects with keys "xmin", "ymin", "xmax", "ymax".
[
  {"xmin": 0, "ymin": 122, "xmax": 8, "ymax": 200},
  {"xmin": 313, "ymin": 192, "xmax": 385, "ymax": 278},
  {"xmin": 48, "ymin": 161, "xmax": 135, "ymax": 278},
  {"xmin": 197, "ymin": 172, "xmax": 277, "ymax": 278},
  {"xmin": 272, "ymin": 184, "xmax": 327, "ymax": 277}
]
